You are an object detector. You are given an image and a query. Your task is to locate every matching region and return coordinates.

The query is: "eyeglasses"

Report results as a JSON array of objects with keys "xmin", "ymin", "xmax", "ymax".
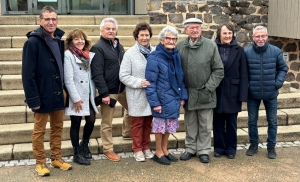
[
  {"xmin": 253, "ymin": 34, "xmax": 267, "ymax": 39},
  {"xmin": 41, "ymin": 18, "xmax": 58, "ymax": 22},
  {"xmin": 164, "ymin": 37, "xmax": 178, "ymax": 42}
]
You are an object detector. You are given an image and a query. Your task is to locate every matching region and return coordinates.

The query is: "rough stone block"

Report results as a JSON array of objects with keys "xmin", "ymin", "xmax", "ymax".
[
  {"xmin": 168, "ymin": 13, "xmax": 183, "ymax": 24},
  {"xmin": 210, "ymin": 6, "xmax": 222, "ymax": 14},
  {"xmin": 239, "ymin": 7, "xmax": 256, "ymax": 15},
  {"xmin": 199, "ymin": 5, "xmax": 209, "ymax": 12},
  {"xmin": 213, "ymin": 14, "xmax": 229, "ymax": 24},
  {"xmin": 284, "ymin": 43, "xmax": 297, "ymax": 52}
]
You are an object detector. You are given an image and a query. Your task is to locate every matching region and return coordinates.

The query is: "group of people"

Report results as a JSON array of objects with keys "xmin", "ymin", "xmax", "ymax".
[{"xmin": 22, "ymin": 5, "xmax": 288, "ymax": 177}]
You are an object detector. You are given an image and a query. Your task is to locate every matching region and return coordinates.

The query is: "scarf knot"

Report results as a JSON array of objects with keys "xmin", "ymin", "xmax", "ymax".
[{"xmin": 68, "ymin": 44, "xmax": 90, "ymax": 71}]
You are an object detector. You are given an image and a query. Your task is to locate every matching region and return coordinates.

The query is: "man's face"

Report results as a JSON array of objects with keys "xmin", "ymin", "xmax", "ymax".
[
  {"xmin": 101, "ymin": 22, "xmax": 117, "ymax": 40},
  {"xmin": 252, "ymin": 29, "xmax": 268, "ymax": 47},
  {"xmin": 184, "ymin": 23, "xmax": 202, "ymax": 41},
  {"xmin": 38, "ymin": 11, "xmax": 58, "ymax": 37}
]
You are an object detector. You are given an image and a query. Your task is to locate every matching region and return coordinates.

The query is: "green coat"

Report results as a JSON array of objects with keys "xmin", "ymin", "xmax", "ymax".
[{"xmin": 176, "ymin": 36, "xmax": 224, "ymax": 110}]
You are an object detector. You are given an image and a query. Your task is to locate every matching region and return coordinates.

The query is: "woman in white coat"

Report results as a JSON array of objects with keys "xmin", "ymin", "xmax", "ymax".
[
  {"xmin": 119, "ymin": 22, "xmax": 155, "ymax": 162},
  {"xmin": 64, "ymin": 29, "xmax": 98, "ymax": 165}
]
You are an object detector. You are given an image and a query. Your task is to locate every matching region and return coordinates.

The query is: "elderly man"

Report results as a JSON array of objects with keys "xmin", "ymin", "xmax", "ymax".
[
  {"xmin": 91, "ymin": 18, "xmax": 131, "ymax": 162},
  {"xmin": 176, "ymin": 18, "xmax": 224, "ymax": 163},
  {"xmin": 245, "ymin": 26, "xmax": 288, "ymax": 159}
]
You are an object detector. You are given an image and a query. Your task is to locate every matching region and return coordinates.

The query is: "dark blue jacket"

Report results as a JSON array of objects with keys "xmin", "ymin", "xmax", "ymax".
[
  {"xmin": 214, "ymin": 38, "xmax": 248, "ymax": 113},
  {"xmin": 245, "ymin": 42, "xmax": 288, "ymax": 100},
  {"xmin": 22, "ymin": 26, "xmax": 65, "ymax": 113},
  {"xmin": 145, "ymin": 43, "xmax": 188, "ymax": 119}
]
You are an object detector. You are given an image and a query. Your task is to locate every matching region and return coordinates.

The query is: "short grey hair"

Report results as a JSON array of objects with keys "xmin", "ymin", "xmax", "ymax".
[
  {"xmin": 253, "ymin": 26, "xmax": 268, "ymax": 35},
  {"xmin": 39, "ymin": 6, "xmax": 57, "ymax": 19},
  {"xmin": 99, "ymin": 17, "xmax": 118, "ymax": 32},
  {"xmin": 158, "ymin": 26, "xmax": 178, "ymax": 41}
]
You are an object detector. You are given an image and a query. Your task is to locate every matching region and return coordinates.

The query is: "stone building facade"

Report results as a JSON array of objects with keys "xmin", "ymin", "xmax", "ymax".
[{"xmin": 147, "ymin": 0, "xmax": 300, "ymax": 89}]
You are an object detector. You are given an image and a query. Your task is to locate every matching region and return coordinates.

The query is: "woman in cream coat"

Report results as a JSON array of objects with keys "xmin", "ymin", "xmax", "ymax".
[
  {"xmin": 64, "ymin": 29, "xmax": 98, "ymax": 165},
  {"xmin": 119, "ymin": 22, "xmax": 155, "ymax": 162}
]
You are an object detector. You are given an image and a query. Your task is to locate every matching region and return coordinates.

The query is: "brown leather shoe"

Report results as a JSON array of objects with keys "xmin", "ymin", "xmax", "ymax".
[{"xmin": 104, "ymin": 151, "xmax": 120, "ymax": 162}]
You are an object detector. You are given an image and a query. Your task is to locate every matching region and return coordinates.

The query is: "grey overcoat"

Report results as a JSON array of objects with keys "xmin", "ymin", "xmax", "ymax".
[
  {"xmin": 64, "ymin": 50, "xmax": 99, "ymax": 116},
  {"xmin": 119, "ymin": 42, "xmax": 154, "ymax": 116}
]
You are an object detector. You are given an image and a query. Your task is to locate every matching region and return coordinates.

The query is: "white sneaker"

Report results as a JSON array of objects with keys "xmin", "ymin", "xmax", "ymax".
[
  {"xmin": 143, "ymin": 149, "xmax": 154, "ymax": 159},
  {"xmin": 134, "ymin": 151, "xmax": 146, "ymax": 162}
]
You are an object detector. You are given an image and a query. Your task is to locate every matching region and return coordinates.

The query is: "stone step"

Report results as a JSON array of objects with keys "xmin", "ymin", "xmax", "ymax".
[
  {"xmin": 0, "ymin": 61, "xmax": 22, "ymax": 75},
  {"xmin": 0, "ymin": 24, "xmax": 165, "ymax": 37},
  {"xmin": 1, "ymin": 84, "xmax": 297, "ymax": 106},
  {"xmin": 1, "ymin": 108, "xmax": 300, "ymax": 145},
  {"xmin": 0, "ymin": 34, "xmax": 188, "ymax": 48},
  {"xmin": 1, "ymin": 124, "xmax": 300, "ymax": 160},
  {"xmin": 0, "ymin": 15, "xmax": 150, "ymax": 25}
]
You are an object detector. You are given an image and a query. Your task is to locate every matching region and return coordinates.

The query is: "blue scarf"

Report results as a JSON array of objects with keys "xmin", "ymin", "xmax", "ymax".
[
  {"xmin": 138, "ymin": 41, "xmax": 151, "ymax": 58},
  {"xmin": 155, "ymin": 43, "xmax": 183, "ymax": 95}
]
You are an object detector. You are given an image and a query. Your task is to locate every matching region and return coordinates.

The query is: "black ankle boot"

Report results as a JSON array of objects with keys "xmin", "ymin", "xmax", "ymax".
[
  {"xmin": 79, "ymin": 139, "xmax": 92, "ymax": 159},
  {"xmin": 73, "ymin": 147, "xmax": 90, "ymax": 165}
]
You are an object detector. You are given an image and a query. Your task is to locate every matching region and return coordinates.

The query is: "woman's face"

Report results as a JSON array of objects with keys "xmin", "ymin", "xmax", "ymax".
[
  {"xmin": 137, "ymin": 29, "xmax": 151, "ymax": 47},
  {"xmin": 160, "ymin": 32, "xmax": 177, "ymax": 50},
  {"xmin": 220, "ymin": 26, "xmax": 233, "ymax": 44},
  {"xmin": 72, "ymin": 35, "xmax": 85, "ymax": 50}
]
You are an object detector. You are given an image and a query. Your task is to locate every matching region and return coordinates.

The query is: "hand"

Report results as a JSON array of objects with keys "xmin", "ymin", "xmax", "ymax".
[
  {"xmin": 141, "ymin": 79, "xmax": 150, "ymax": 88},
  {"xmin": 180, "ymin": 100, "xmax": 185, "ymax": 106},
  {"xmin": 102, "ymin": 96, "xmax": 110, "ymax": 105},
  {"xmin": 204, "ymin": 87, "xmax": 209, "ymax": 91},
  {"xmin": 153, "ymin": 106, "xmax": 162, "ymax": 113},
  {"xmin": 72, "ymin": 100, "xmax": 83, "ymax": 113}
]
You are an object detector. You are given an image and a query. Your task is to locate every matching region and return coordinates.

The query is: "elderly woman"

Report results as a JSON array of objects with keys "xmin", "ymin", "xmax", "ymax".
[
  {"xmin": 145, "ymin": 26, "xmax": 188, "ymax": 165},
  {"xmin": 213, "ymin": 23, "xmax": 248, "ymax": 159},
  {"xmin": 119, "ymin": 22, "xmax": 155, "ymax": 162},
  {"xmin": 64, "ymin": 29, "xmax": 98, "ymax": 165}
]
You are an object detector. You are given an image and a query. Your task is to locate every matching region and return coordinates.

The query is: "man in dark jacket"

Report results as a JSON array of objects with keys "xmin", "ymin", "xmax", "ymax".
[
  {"xmin": 245, "ymin": 26, "xmax": 288, "ymax": 159},
  {"xmin": 91, "ymin": 17, "xmax": 131, "ymax": 162},
  {"xmin": 22, "ymin": 6, "xmax": 72, "ymax": 176}
]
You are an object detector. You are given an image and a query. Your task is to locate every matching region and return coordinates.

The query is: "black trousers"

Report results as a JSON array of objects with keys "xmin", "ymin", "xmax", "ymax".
[{"xmin": 213, "ymin": 113, "xmax": 238, "ymax": 155}]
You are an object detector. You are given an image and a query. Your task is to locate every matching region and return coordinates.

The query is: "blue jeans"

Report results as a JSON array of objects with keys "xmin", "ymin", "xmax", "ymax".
[{"xmin": 247, "ymin": 97, "xmax": 278, "ymax": 148}]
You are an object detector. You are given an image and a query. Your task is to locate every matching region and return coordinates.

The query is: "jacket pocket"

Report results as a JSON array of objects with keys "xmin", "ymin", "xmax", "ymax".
[
  {"xmin": 198, "ymin": 89, "xmax": 212, "ymax": 104},
  {"xmin": 188, "ymin": 88, "xmax": 212, "ymax": 107},
  {"xmin": 230, "ymin": 79, "xmax": 239, "ymax": 97}
]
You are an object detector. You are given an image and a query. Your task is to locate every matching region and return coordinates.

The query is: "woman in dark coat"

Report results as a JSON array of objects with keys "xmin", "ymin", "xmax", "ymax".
[{"xmin": 213, "ymin": 23, "xmax": 248, "ymax": 159}]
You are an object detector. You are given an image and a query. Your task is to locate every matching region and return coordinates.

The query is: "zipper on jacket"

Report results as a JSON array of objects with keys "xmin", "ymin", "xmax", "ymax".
[{"xmin": 260, "ymin": 49, "xmax": 263, "ymax": 98}]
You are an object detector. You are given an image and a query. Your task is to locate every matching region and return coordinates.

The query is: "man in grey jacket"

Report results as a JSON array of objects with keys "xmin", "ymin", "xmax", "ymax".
[{"xmin": 176, "ymin": 18, "xmax": 224, "ymax": 163}]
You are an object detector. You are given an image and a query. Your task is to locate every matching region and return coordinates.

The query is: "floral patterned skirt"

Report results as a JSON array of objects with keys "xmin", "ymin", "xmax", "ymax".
[{"xmin": 152, "ymin": 117, "xmax": 179, "ymax": 134}]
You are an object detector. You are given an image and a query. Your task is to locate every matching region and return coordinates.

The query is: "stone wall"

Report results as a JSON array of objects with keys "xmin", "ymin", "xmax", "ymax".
[{"xmin": 147, "ymin": 0, "xmax": 300, "ymax": 89}]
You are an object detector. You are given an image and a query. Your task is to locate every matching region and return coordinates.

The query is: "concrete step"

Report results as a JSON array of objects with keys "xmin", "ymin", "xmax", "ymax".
[
  {"xmin": 0, "ymin": 61, "xmax": 22, "ymax": 75},
  {"xmin": 1, "ymin": 124, "xmax": 300, "ymax": 160},
  {"xmin": 0, "ymin": 24, "xmax": 165, "ymax": 37},
  {"xmin": 0, "ymin": 85, "xmax": 297, "ymax": 107},
  {"xmin": 0, "ymin": 103, "xmax": 124, "ymax": 125},
  {"xmin": 1, "ymin": 108, "xmax": 300, "ymax": 145},
  {"xmin": 0, "ymin": 34, "xmax": 188, "ymax": 48},
  {"xmin": 0, "ymin": 90, "xmax": 25, "ymax": 106},
  {"xmin": 0, "ymin": 15, "xmax": 149, "ymax": 25}
]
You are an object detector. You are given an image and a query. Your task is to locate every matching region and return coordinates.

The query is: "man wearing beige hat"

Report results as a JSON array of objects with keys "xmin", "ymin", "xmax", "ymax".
[{"xmin": 176, "ymin": 18, "xmax": 224, "ymax": 163}]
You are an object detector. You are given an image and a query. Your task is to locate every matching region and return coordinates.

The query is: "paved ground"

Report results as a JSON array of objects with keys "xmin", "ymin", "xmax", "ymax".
[{"xmin": 0, "ymin": 146, "xmax": 299, "ymax": 182}]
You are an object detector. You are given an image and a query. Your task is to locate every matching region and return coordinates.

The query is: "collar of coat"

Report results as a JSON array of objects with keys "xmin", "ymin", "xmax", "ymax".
[
  {"xmin": 183, "ymin": 35, "xmax": 207, "ymax": 48},
  {"xmin": 252, "ymin": 41, "xmax": 269, "ymax": 53},
  {"xmin": 26, "ymin": 26, "xmax": 65, "ymax": 40},
  {"xmin": 100, "ymin": 36, "xmax": 120, "ymax": 47}
]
